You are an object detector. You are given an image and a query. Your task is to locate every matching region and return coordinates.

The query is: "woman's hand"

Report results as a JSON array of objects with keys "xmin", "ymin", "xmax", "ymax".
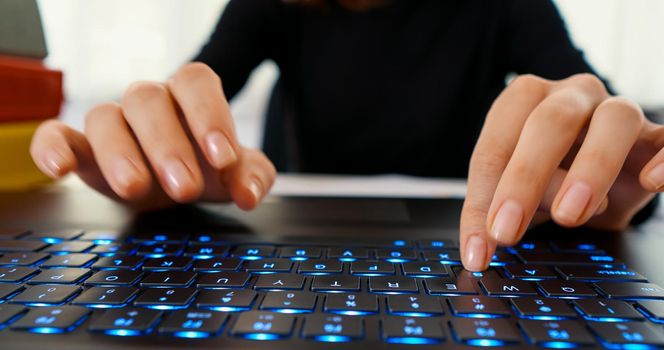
[
  {"xmin": 460, "ymin": 73, "xmax": 664, "ymax": 271},
  {"xmin": 30, "ymin": 62, "xmax": 276, "ymax": 210}
]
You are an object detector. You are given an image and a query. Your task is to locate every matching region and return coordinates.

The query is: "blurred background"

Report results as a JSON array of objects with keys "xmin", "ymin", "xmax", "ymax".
[{"xmin": 38, "ymin": 0, "xmax": 664, "ymax": 149}]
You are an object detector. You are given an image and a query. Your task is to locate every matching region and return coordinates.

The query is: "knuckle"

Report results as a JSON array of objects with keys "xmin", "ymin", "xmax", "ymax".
[
  {"xmin": 595, "ymin": 96, "xmax": 644, "ymax": 126},
  {"xmin": 569, "ymin": 73, "xmax": 606, "ymax": 95},
  {"xmin": 170, "ymin": 62, "xmax": 221, "ymax": 89},
  {"xmin": 532, "ymin": 98, "xmax": 583, "ymax": 130},
  {"xmin": 123, "ymin": 81, "xmax": 168, "ymax": 108},
  {"xmin": 508, "ymin": 74, "xmax": 547, "ymax": 94},
  {"xmin": 84, "ymin": 102, "xmax": 122, "ymax": 129}
]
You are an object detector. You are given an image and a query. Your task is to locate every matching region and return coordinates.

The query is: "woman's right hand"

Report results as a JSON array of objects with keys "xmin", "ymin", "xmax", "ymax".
[{"xmin": 30, "ymin": 62, "xmax": 277, "ymax": 210}]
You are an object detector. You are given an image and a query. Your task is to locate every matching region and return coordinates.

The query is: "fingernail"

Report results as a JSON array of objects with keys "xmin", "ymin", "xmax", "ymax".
[
  {"xmin": 647, "ymin": 163, "xmax": 664, "ymax": 190},
  {"xmin": 490, "ymin": 199, "xmax": 523, "ymax": 243},
  {"xmin": 206, "ymin": 131, "xmax": 237, "ymax": 168},
  {"xmin": 464, "ymin": 235, "xmax": 487, "ymax": 271},
  {"xmin": 41, "ymin": 149, "xmax": 67, "ymax": 177},
  {"xmin": 113, "ymin": 157, "xmax": 140, "ymax": 194},
  {"xmin": 247, "ymin": 178, "xmax": 262, "ymax": 202},
  {"xmin": 555, "ymin": 181, "xmax": 592, "ymax": 223},
  {"xmin": 162, "ymin": 158, "xmax": 194, "ymax": 197}
]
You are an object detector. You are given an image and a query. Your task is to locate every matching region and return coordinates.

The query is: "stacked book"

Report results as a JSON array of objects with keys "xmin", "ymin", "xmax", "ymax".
[{"xmin": 0, "ymin": 0, "xmax": 63, "ymax": 190}]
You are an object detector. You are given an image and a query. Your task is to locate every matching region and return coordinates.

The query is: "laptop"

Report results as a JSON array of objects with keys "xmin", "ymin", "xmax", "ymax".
[{"xmin": 0, "ymin": 177, "xmax": 663, "ymax": 349}]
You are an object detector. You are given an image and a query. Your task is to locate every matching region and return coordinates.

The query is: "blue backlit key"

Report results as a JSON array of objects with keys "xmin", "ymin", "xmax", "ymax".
[
  {"xmin": 327, "ymin": 247, "xmax": 370, "ymax": 261},
  {"xmin": 368, "ymin": 276, "xmax": 418, "ymax": 294},
  {"xmin": 557, "ymin": 266, "xmax": 647, "ymax": 282},
  {"xmin": 0, "ymin": 304, "xmax": 26, "ymax": 328},
  {"xmin": 40, "ymin": 254, "xmax": 97, "ymax": 268},
  {"xmin": 324, "ymin": 293, "xmax": 378, "ymax": 315},
  {"xmin": 450, "ymin": 318, "xmax": 521, "ymax": 346},
  {"xmin": 375, "ymin": 248, "xmax": 417, "ymax": 262},
  {"xmin": 24, "ymin": 229, "xmax": 83, "ymax": 243},
  {"xmin": 351, "ymin": 260, "xmax": 395, "ymax": 276},
  {"xmin": 302, "ymin": 314, "xmax": 363, "ymax": 342},
  {"xmin": 88, "ymin": 307, "xmax": 162, "ymax": 336},
  {"xmin": 417, "ymin": 239, "xmax": 456, "ymax": 250},
  {"xmin": 10, "ymin": 285, "xmax": 80, "ymax": 306},
  {"xmin": 518, "ymin": 252, "xmax": 622, "ymax": 266},
  {"xmin": 230, "ymin": 311, "xmax": 294, "ymax": 340},
  {"xmin": 0, "ymin": 284, "xmax": 23, "ymax": 301},
  {"xmin": 196, "ymin": 289, "xmax": 257, "ymax": 312},
  {"xmin": 89, "ymin": 243, "xmax": 137, "ymax": 256},
  {"xmin": 503, "ymin": 265, "xmax": 557, "ymax": 280},
  {"xmin": 71, "ymin": 287, "xmax": 139, "ymax": 308},
  {"xmin": 92, "ymin": 255, "xmax": 144, "ymax": 270},
  {"xmin": 0, "ymin": 240, "xmax": 48, "ymax": 252},
  {"xmin": 595, "ymin": 282, "xmax": 664, "ymax": 299},
  {"xmin": 382, "ymin": 316, "xmax": 445, "ymax": 344},
  {"xmin": 10, "ymin": 306, "xmax": 90, "ymax": 334},
  {"xmin": 77, "ymin": 230, "xmax": 123, "ymax": 244},
  {"xmin": 193, "ymin": 258, "xmax": 242, "ymax": 272},
  {"xmin": 139, "ymin": 270, "xmax": 195, "ymax": 288},
  {"xmin": 133, "ymin": 287, "xmax": 196, "ymax": 310},
  {"xmin": 311, "ymin": 275, "xmax": 360, "ymax": 292},
  {"xmin": 479, "ymin": 278, "xmax": 538, "ymax": 297},
  {"xmin": 158, "ymin": 309, "xmax": 227, "ymax": 338},
  {"xmin": 519, "ymin": 320, "xmax": 595, "ymax": 346},
  {"xmin": 635, "ymin": 300, "xmax": 664, "ymax": 321},
  {"xmin": 537, "ymin": 280, "xmax": 597, "ymax": 298},
  {"xmin": 27, "ymin": 268, "xmax": 92, "ymax": 285},
  {"xmin": 142, "ymin": 257, "xmax": 193, "ymax": 271},
  {"xmin": 421, "ymin": 250, "xmax": 461, "ymax": 264},
  {"xmin": 253, "ymin": 273, "xmax": 305, "ymax": 290},
  {"xmin": 260, "ymin": 291, "xmax": 316, "ymax": 313},
  {"xmin": 298, "ymin": 259, "xmax": 343, "ymax": 275},
  {"xmin": 279, "ymin": 246, "xmax": 322, "ymax": 260},
  {"xmin": 448, "ymin": 296, "xmax": 511, "ymax": 317},
  {"xmin": 0, "ymin": 266, "xmax": 39, "ymax": 282},
  {"xmin": 184, "ymin": 245, "xmax": 229, "ymax": 259},
  {"xmin": 84, "ymin": 270, "xmax": 143, "ymax": 286},
  {"xmin": 573, "ymin": 299, "xmax": 644, "ymax": 321},
  {"xmin": 196, "ymin": 271, "xmax": 250, "ymax": 288},
  {"xmin": 589, "ymin": 322, "xmax": 664, "ymax": 347},
  {"xmin": 244, "ymin": 259, "xmax": 292, "ymax": 273},
  {"xmin": 402, "ymin": 262, "xmax": 449, "ymax": 277},
  {"xmin": 43, "ymin": 241, "xmax": 94, "ymax": 254},
  {"xmin": 424, "ymin": 277, "xmax": 479, "ymax": 296},
  {"xmin": 510, "ymin": 298, "xmax": 577, "ymax": 319},
  {"xmin": 137, "ymin": 243, "xmax": 183, "ymax": 258},
  {"xmin": 131, "ymin": 232, "xmax": 187, "ymax": 244},
  {"xmin": 0, "ymin": 252, "xmax": 49, "ymax": 266},
  {"xmin": 231, "ymin": 245, "xmax": 275, "ymax": 259},
  {"xmin": 387, "ymin": 295, "xmax": 444, "ymax": 317}
]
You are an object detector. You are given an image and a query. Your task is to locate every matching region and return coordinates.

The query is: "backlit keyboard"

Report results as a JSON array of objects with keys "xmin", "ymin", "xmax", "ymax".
[{"xmin": 1, "ymin": 228, "xmax": 664, "ymax": 348}]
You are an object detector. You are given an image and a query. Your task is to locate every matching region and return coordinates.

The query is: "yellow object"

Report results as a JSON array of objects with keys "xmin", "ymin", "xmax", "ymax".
[{"xmin": 0, "ymin": 120, "xmax": 51, "ymax": 190}]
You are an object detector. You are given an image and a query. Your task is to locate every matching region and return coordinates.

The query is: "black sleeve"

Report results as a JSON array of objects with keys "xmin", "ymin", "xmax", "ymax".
[{"xmin": 193, "ymin": 0, "xmax": 284, "ymax": 100}]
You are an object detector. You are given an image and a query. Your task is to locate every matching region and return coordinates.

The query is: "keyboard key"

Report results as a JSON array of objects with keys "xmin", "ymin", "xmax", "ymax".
[
  {"xmin": 43, "ymin": 241, "xmax": 94, "ymax": 253},
  {"xmin": 84, "ymin": 270, "xmax": 144, "ymax": 286},
  {"xmin": 0, "ymin": 252, "xmax": 49, "ymax": 266},
  {"xmin": 511, "ymin": 298, "xmax": 577, "ymax": 319},
  {"xmin": 512, "ymin": 241, "xmax": 550, "ymax": 252},
  {"xmin": 230, "ymin": 311, "xmax": 294, "ymax": 340},
  {"xmin": 260, "ymin": 291, "xmax": 316, "ymax": 313},
  {"xmin": 519, "ymin": 319, "xmax": 595, "ymax": 346},
  {"xmin": 196, "ymin": 271, "xmax": 250, "ymax": 288},
  {"xmin": 382, "ymin": 316, "xmax": 445, "ymax": 344},
  {"xmin": 417, "ymin": 239, "xmax": 456, "ymax": 250},
  {"xmin": 196, "ymin": 289, "xmax": 256, "ymax": 311},
  {"xmin": 11, "ymin": 306, "xmax": 90, "ymax": 333},
  {"xmin": 448, "ymin": 296, "xmax": 511, "ymax": 317},
  {"xmin": 71, "ymin": 286, "xmax": 139, "ymax": 308},
  {"xmin": 27, "ymin": 268, "xmax": 92, "ymax": 285},
  {"xmin": 324, "ymin": 293, "xmax": 378, "ymax": 315},
  {"xmin": 231, "ymin": 245, "xmax": 275, "ymax": 259},
  {"xmin": 77, "ymin": 230, "xmax": 124, "ymax": 244},
  {"xmin": 254, "ymin": 273, "xmax": 305, "ymax": 290},
  {"xmin": 11, "ymin": 285, "xmax": 80, "ymax": 305},
  {"xmin": 131, "ymin": 232, "xmax": 187, "ymax": 244},
  {"xmin": 140, "ymin": 271, "xmax": 196, "ymax": 287},
  {"xmin": 311, "ymin": 275, "xmax": 360, "ymax": 292},
  {"xmin": 351, "ymin": 260, "xmax": 395, "ymax": 276},
  {"xmin": 88, "ymin": 307, "xmax": 162, "ymax": 336},
  {"xmin": 595, "ymin": 282, "xmax": 664, "ymax": 299},
  {"xmin": 402, "ymin": 261, "xmax": 449, "ymax": 277},
  {"xmin": 489, "ymin": 252, "xmax": 517, "ymax": 266},
  {"xmin": 89, "ymin": 243, "xmax": 137, "ymax": 256},
  {"xmin": 184, "ymin": 245, "xmax": 229, "ymax": 259},
  {"xmin": 573, "ymin": 299, "xmax": 644, "ymax": 321},
  {"xmin": 424, "ymin": 277, "xmax": 479, "ymax": 295},
  {"xmin": 24, "ymin": 229, "xmax": 83, "ymax": 243},
  {"xmin": 244, "ymin": 259, "xmax": 292, "ymax": 273},
  {"xmin": 518, "ymin": 252, "xmax": 622, "ymax": 266},
  {"xmin": 0, "ymin": 228, "xmax": 29, "ymax": 240},
  {"xmin": 279, "ymin": 246, "xmax": 322, "ymax": 259},
  {"xmin": 0, "ymin": 283, "xmax": 23, "ymax": 301},
  {"xmin": 298, "ymin": 259, "xmax": 343, "ymax": 275},
  {"xmin": 158, "ymin": 309, "xmax": 227, "ymax": 337},
  {"xmin": 589, "ymin": 322, "xmax": 664, "ymax": 347},
  {"xmin": 557, "ymin": 266, "xmax": 647, "ymax": 282},
  {"xmin": 0, "ymin": 266, "xmax": 39, "ymax": 282},
  {"xmin": 368, "ymin": 276, "xmax": 418, "ymax": 293},
  {"xmin": 479, "ymin": 278, "xmax": 538, "ymax": 297},
  {"xmin": 537, "ymin": 280, "xmax": 598, "ymax": 298},
  {"xmin": 137, "ymin": 243, "xmax": 183, "ymax": 257},
  {"xmin": 504, "ymin": 265, "xmax": 557, "ymax": 280},
  {"xmin": 0, "ymin": 240, "xmax": 48, "ymax": 252},
  {"xmin": 302, "ymin": 314, "xmax": 363, "ymax": 341},
  {"xmin": 192, "ymin": 258, "xmax": 242, "ymax": 272},
  {"xmin": 422, "ymin": 250, "xmax": 461, "ymax": 264},
  {"xmin": 328, "ymin": 247, "xmax": 370, "ymax": 260},
  {"xmin": 0, "ymin": 304, "xmax": 26, "ymax": 327},
  {"xmin": 450, "ymin": 318, "xmax": 521, "ymax": 345},
  {"xmin": 635, "ymin": 300, "xmax": 664, "ymax": 321},
  {"xmin": 40, "ymin": 253, "xmax": 97, "ymax": 268},
  {"xmin": 387, "ymin": 295, "xmax": 444, "ymax": 316},
  {"xmin": 133, "ymin": 287, "xmax": 197, "ymax": 309},
  {"xmin": 375, "ymin": 248, "xmax": 417, "ymax": 262},
  {"xmin": 142, "ymin": 257, "xmax": 193, "ymax": 271},
  {"xmin": 551, "ymin": 241, "xmax": 604, "ymax": 254},
  {"xmin": 92, "ymin": 255, "xmax": 144, "ymax": 270}
]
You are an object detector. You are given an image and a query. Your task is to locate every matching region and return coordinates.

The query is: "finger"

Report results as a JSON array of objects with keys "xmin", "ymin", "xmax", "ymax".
[
  {"xmin": 486, "ymin": 77, "xmax": 607, "ymax": 247},
  {"xmin": 226, "ymin": 148, "xmax": 277, "ymax": 211},
  {"xmin": 539, "ymin": 168, "xmax": 608, "ymax": 216},
  {"xmin": 639, "ymin": 122, "xmax": 664, "ymax": 191},
  {"xmin": 461, "ymin": 74, "xmax": 551, "ymax": 271},
  {"xmin": 122, "ymin": 81, "xmax": 204, "ymax": 203},
  {"xmin": 168, "ymin": 62, "xmax": 238, "ymax": 170},
  {"xmin": 84, "ymin": 103, "xmax": 152, "ymax": 200},
  {"xmin": 550, "ymin": 97, "xmax": 643, "ymax": 227}
]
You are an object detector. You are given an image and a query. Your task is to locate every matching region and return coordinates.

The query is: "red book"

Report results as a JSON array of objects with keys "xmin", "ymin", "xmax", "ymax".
[{"xmin": 0, "ymin": 54, "xmax": 63, "ymax": 122}]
